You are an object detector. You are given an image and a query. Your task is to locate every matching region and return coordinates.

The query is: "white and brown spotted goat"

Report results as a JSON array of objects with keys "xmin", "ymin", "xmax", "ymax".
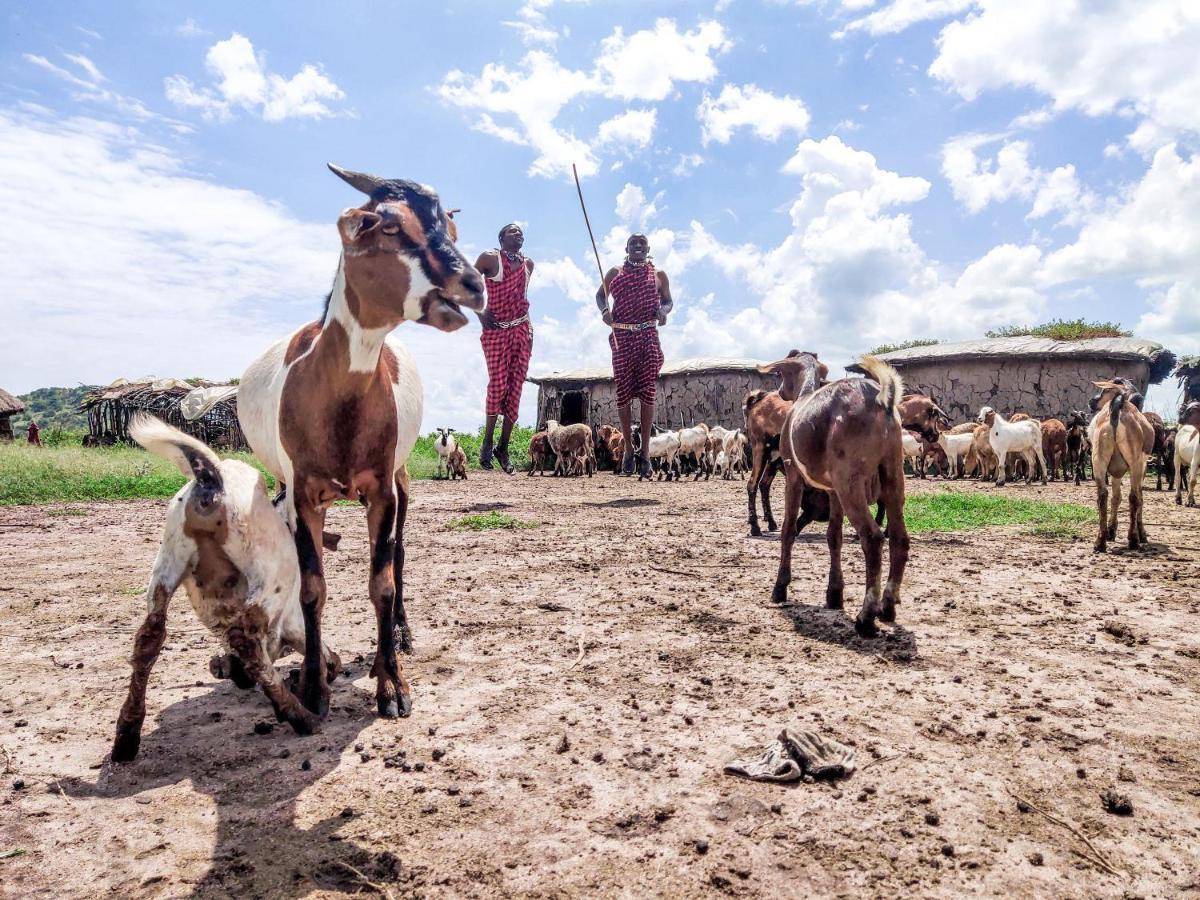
[
  {"xmin": 239, "ymin": 164, "xmax": 485, "ymax": 724},
  {"xmin": 112, "ymin": 416, "xmax": 340, "ymax": 760}
]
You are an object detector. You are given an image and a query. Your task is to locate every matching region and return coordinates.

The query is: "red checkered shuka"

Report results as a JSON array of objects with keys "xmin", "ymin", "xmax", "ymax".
[
  {"xmin": 608, "ymin": 261, "xmax": 664, "ymax": 407},
  {"xmin": 481, "ymin": 253, "xmax": 533, "ymax": 421}
]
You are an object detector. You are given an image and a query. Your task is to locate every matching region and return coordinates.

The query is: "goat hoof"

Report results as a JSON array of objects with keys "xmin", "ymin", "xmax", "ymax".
[
  {"xmin": 325, "ymin": 651, "xmax": 343, "ymax": 683},
  {"xmin": 111, "ymin": 732, "xmax": 141, "ymax": 763},
  {"xmin": 771, "ymin": 582, "xmax": 789, "ymax": 604},
  {"xmin": 1093, "ymin": 542, "xmax": 1107, "ymax": 554},
  {"xmin": 825, "ymin": 592, "xmax": 844, "ymax": 610},
  {"xmin": 749, "ymin": 524, "xmax": 762, "ymax": 537},
  {"xmin": 766, "ymin": 521, "xmax": 778, "ymax": 532},
  {"xmin": 854, "ymin": 617, "xmax": 879, "ymax": 638},
  {"xmin": 878, "ymin": 605, "xmax": 897, "ymax": 624},
  {"xmin": 377, "ymin": 693, "xmax": 413, "ymax": 719}
]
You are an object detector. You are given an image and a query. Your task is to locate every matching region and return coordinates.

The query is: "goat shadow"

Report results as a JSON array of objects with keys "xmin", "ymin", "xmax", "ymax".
[
  {"xmin": 63, "ymin": 670, "xmax": 412, "ymax": 898},
  {"xmin": 774, "ymin": 598, "xmax": 920, "ymax": 662},
  {"xmin": 582, "ymin": 497, "xmax": 661, "ymax": 509}
]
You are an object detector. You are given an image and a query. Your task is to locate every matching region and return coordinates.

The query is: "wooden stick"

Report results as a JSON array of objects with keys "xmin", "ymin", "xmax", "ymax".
[
  {"xmin": 335, "ymin": 861, "xmax": 395, "ymax": 900},
  {"xmin": 1006, "ymin": 788, "xmax": 1124, "ymax": 877},
  {"xmin": 572, "ymin": 163, "xmax": 618, "ymax": 350}
]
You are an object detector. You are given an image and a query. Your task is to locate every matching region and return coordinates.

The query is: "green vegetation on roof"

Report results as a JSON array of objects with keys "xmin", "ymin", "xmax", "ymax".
[
  {"xmin": 867, "ymin": 338, "xmax": 940, "ymax": 356},
  {"xmin": 984, "ymin": 319, "xmax": 1131, "ymax": 341}
]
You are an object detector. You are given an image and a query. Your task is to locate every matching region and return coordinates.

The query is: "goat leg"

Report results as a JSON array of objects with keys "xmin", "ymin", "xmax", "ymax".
[
  {"xmin": 112, "ymin": 580, "xmax": 176, "ymax": 762},
  {"xmin": 771, "ymin": 467, "xmax": 803, "ymax": 604},
  {"xmin": 825, "ymin": 493, "xmax": 845, "ymax": 610}
]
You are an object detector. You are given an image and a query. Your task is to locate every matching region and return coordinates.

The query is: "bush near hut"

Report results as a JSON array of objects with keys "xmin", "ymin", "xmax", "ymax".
[{"xmin": 985, "ymin": 319, "xmax": 1132, "ymax": 341}]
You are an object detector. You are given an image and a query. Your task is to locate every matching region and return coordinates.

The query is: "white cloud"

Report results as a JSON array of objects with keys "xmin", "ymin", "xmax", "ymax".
[
  {"xmin": 941, "ymin": 134, "xmax": 1038, "ymax": 214},
  {"xmin": 698, "ymin": 83, "xmax": 810, "ymax": 145},
  {"xmin": 594, "ymin": 108, "xmax": 657, "ymax": 151},
  {"xmin": 930, "ymin": 0, "xmax": 1200, "ymax": 152},
  {"xmin": 672, "ymin": 152, "xmax": 705, "ymax": 176},
  {"xmin": 837, "ymin": 0, "xmax": 975, "ymax": 37},
  {"xmin": 24, "ymin": 53, "xmax": 94, "ymax": 89},
  {"xmin": 1136, "ymin": 281, "xmax": 1200, "ymax": 358},
  {"xmin": 614, "ymin": 184, "xmax": 660, "ymax": 228},
  {"xmin": 595, "ymin": 19, "xmax": 730, "ymax": 101},
  {"xmin": 62, "ymin": 53, "xmax": 105, "ymax": 83},
  {"xmin": 437, "ymin": 19, "xmax": 729, "ymax": 179},
  {"xmin": 176, "ymin": 18, "xmax": 211, "ymax": 38},
  {"xmin": 1027, "ymin": 164, "xmax": 1094, "ymax": 227},
  {"xmin": 165, "ymin": 33, "xmax": 346, "ymax": 123},
  {"xmin": 25, "ymin": 51, "xmax": 161, "ymax": 122}
]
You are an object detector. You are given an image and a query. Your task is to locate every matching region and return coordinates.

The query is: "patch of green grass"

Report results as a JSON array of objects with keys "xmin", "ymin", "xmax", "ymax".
[
  {"xmin": 446, "ymin": 511, "xmax": 537, "ymax": 531},
  {"xmin": 410, "ymin": 424, "xmax": 535, "ymax": 478},
  {"xmin": 985, "ymin": 318, "xmax": 1131, "ymax": 341},
  {"xmin": 0, "ymin": 442, "xmax": 275, "ymax": 506},
  {"xmin": 900, "ymin": 490, "xmax": 1095, "ymax": 534}
]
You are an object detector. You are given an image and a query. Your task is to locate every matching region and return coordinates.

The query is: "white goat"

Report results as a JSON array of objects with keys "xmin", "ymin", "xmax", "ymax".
[
  {"xmin": 646, "ymin": 431, "xmax": 682, "ymax": 480},
  {"xmin": 706, "ymin": 425, "xmax": 731, "ymax": 471},
  {"xmin": 980, "ymin": 406, "xmax": 1048, "ymax": 486},
  {"xmin": 902, "ymin": 430, "xmax": 923, "ymax": 476},
  {"xmin": 1175, "ymin": 402, "xmax": 1200, "ymax": 507},
  {"xmin": 938, "ymin": 431, "xmax": 975, "ymax": 478},
  {"xmin": 676, "ymin": 423, "xmax": 711, "ymax": 480},
  {"xmin": 111, "ymin": 415, "xmax": 340, "ymax": 762},
  {"xmin": 434, "ymin": 427, "xmax": 457, "ymax": 479},
  {"xmin": 721, "ymin": 429, "xmax": 748, "ymax": 480}
]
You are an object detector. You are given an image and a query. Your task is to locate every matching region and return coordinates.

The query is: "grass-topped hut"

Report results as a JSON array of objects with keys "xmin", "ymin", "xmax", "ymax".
[
  {"xmin": 1174, "ymin": 356, "xmax": 1200, "ymax": 408},
  {"xmin": 852, "ymin": 336, "xmax": 1176, "ymax": 422},
  {"xmin": 528, "ymin": 358, "xmax": 778, "ymax": 431},
  {"xmin": 81, "ymin": 378, "xmax": 246, "ymax": 450},
  {"xmin": 0, "ymin": 388, "xmax": 24, "ymax": 440}
]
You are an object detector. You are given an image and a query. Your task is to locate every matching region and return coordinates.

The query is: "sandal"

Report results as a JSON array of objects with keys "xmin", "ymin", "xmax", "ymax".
[
  {"xmin": 621, "ymin": 448, "xmax": 635, "ymax": 476},
  {"xmin": 637, "ymin": 454, "xmax": 653, "ymax": 480},
  {"xmin": 496, "ymin": 445, "xmax": 515, "ymax": 475},
  {"xmin": 479, "ymin": 440, "xmax": 495, "ymax": 471}
]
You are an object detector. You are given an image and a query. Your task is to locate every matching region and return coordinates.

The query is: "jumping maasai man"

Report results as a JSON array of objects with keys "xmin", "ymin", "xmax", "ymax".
[
  {"xmin": 596, "ymin": 233, "xmax": 673, "ymax": 479},
  {"xmin": 474, "ymin": 224, "xmax": 534, "ymax": 474}
]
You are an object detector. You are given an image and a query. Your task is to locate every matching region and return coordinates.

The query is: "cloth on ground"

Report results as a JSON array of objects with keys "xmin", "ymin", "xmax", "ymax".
[{"xmin": 723, "ymin": 729, "xmax": 857, "ymax": 783}]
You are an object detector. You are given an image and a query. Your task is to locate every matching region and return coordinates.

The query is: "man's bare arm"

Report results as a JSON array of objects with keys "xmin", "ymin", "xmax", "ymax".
[
  {"xmin": 656, "ymin": 270, "xmax": 673, "ymax": 323},
  {"xmin": 473, "ymin": 251, "xmax": 500, "ymax": 327}
]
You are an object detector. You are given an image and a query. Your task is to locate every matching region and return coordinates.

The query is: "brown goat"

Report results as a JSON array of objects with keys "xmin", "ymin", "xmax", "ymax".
[
  {"xmin": 447, "ymin": 445, "xmax": 468, "ymax": 480},
  {"xmin": 1144, "ymin": 411, "xmax": 1173, "ymax": 491},
  {"xmin": 527, "ymin": 431, "xmax": 552, "ymax": 476},
  {"xmin": 1041, "ymin": 418, "xmax": 1068, "ymax": 481},
  {"xmin": 770, "ymin": 355, "xmax": 939, "ymax": 637},
  {"xmin": 743, "ymin": 384, "xmax": 794, "ymax": 536},
  {"xmin": 1064, "ymin": 410, "xmax": 1090, "ymax": 484},
  {"xmin": 1088, "ymin": 380, "xmax": 1155, "ymax": 552}
]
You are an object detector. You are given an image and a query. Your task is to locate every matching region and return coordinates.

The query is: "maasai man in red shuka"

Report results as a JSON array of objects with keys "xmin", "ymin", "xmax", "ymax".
[
  {"xmin": 596, "ymin": 233, "xmax": 673, "ymax": 479},
  {"xmin": 27, "ymin": 420, "xmax": 42, "ymax": 447},
  {"xmin": 474, "ymin": 224, "xmax": 534, "ymax": 474}
]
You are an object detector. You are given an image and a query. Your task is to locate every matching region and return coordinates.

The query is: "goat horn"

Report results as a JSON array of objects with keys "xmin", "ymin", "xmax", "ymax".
[{"xmin": 328, "ymin": 163, "xmax": 388, "ymax": 196}]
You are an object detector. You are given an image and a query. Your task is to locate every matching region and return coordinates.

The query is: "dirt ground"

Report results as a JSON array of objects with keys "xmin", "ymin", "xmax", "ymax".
[{"xmin": 2, "ymin": 469, "xmax": 1199, "ymax": 898}]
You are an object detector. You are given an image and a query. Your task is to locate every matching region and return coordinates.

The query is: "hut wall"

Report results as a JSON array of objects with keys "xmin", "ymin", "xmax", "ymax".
[
  {"xmin": 536, "ymin": 370, "xmax": 777, "ymax": 431},
  {"xmin": 893, "ymin": 357, "xmax": 1150, "ymax": 422}
]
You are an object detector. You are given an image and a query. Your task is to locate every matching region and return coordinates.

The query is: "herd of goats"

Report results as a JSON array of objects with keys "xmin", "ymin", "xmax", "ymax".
[{"xmin": 104, "ymin": 169, "xmax": 1200, "ymax": 764}]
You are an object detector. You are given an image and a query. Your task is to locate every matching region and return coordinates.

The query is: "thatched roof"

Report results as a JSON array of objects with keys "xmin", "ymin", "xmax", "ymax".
[
  {"xmin": 0, "ymin": 388, "xmax": 23, "ymax": 416},
  {"xmin": 852, "ymin": 336, "xmax": 1176, "ymax": 384},
  {"xmin": 81, "ymin": 377, "xmax": 246, "ymax": 449},
  {"xmin": 528, "ymin": 357, "xmax": 770, "ymax": 386}
]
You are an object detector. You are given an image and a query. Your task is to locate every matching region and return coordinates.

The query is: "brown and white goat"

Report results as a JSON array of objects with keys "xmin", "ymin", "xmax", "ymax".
[
  {"xmin": 545, "ymin": 419, "xmax": 594, "ymax": 476},
  {"xmin": 112, "ymin": 416, "xmax": 340, "ymax": 760},
  {"xmin": 1088, "ymin": 380, "xmax": 1155, "ymax": 552},
  {"xmin": 770, "ymin": 356, "xmax": 940, "ymax": 636},
  {"xmin": 1174, "ymin": 401, "xmax": 1200, "ymax": 507},
  {"xmin": 447, "ymin": 444, "xmax": 468, "ymax": 480},
  {"xmin": 239, "ymin": 164, "xmax": 485, "ymax": 723}
]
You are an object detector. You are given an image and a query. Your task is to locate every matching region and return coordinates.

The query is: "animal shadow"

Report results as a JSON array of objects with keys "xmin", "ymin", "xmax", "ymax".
[
  {"xmin": 583, "ymin": 497, "xmax": 661, "ymax": 509},
  {"xmin": 775, "ymin": 599, "xmax": 919, "ymax": 662},
  {"xmin": 63, "ymin": 673, "xmax": 412, "ymax": 897}
]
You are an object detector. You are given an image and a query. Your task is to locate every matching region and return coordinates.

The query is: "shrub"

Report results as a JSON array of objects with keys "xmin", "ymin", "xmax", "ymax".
[{"xmin": 985, "ymin": 319, "xmax": 1131, "ymax": 341}]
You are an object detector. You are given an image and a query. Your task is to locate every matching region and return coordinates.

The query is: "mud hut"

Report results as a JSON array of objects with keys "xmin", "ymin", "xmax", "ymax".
[
  {"xmin": 851, "ymin": 336, "xmax": 1176, "ymax": 422},
  {"xmin": 0, "ymin": 388, "xmax": 24, "ymax": 441},
  {"xmin": 528, "ymin": 358, "xmax": 778, "ymax": 431},
  {"xmin": 81, "ymin": 378, "xmax": 246, "ymax": 449}
]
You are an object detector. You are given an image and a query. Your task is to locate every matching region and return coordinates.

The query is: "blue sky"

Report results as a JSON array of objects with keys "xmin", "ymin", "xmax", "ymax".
[{"xmin": 2, "ymin": 0, "xmax": 1197, "ymax": 425}]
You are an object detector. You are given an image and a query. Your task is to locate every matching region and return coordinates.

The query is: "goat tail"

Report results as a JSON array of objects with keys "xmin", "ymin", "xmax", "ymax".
[
  {"xmin": 1108, "ymin": 392, "xmax": 1125, "ymax": 438},
  {"xmin": 129, "ymin": 413, "xmax": 223, "ymax": 494},
  {"xmin": 856, "ymin": 355, "xmax": 904, "ymax": 417}
]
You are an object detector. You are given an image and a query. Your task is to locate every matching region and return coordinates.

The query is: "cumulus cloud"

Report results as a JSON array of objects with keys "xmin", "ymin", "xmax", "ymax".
[
  {"xmin": 436, "ymin": 19, "xmax": 729, "ymax": 179},
  {"xmin": 165, "ymin": 33, "xmax": 346, "ymax": 122},
  {"xmin": 613, "ymin": 184, "xmax": 661, "ymax": 228},
  {"xmin": 941, "ymin": 134, "xmax": 1038, "ymax": 214},
  {"xmin": 930, "ymin": 0, "xmax": 1200, "ymax": 152},
  {"xmin": 594, "ymin": 108, "xmax": 657, "ymax": 152},
  {"xmin": 698, "ymin": 84, "xmax": 810, "ymax": 145}
]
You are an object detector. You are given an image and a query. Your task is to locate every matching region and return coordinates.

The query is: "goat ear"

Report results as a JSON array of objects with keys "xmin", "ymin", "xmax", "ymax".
[
  {"xmin": 758, "ymin": 357, "xmax": 802, "ymax": 374},
  {"xmin": 338, "ymin": 208, "xmax": 383, "ymax": 244}
]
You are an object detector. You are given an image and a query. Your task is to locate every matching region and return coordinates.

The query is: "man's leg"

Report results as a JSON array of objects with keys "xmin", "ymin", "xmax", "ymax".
[
  {"xmin": 480, "ymin": 415, "xmax": 498, "ymax": 470},
  {"xmin": 617, "ymin": 403, "xmax": 635, "ymax": 475},
  {"xmin": 480, "ymin": 331, "xmax": 505, "ymax": 470},
  {"xmin": 638, "ymin": 399, "xmax": 654, "ymax": 479},
  {"xmin": 496, "ymin": 329, "xmax": 531, "ymax": 475}
]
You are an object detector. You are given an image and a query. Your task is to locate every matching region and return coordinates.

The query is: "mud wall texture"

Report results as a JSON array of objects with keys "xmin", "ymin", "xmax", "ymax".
[
  {"xmin": 536, "ymin": 370, "xmax": 778, "ymax": 432},
  {"xmin": 894, "ymin": 358, "xmax": 1150, "ymax": 423}
]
